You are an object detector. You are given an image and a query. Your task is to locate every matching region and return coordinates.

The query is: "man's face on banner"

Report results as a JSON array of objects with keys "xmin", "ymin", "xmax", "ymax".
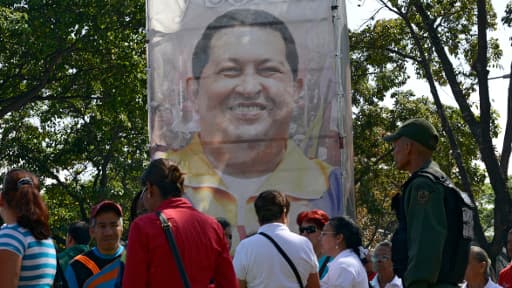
[{"xmin": 189, "ymin": 26, "xmax": 303, "ymax": 143}]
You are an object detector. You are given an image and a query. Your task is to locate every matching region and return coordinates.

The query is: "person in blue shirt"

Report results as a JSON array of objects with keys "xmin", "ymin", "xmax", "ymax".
[
  {"xmin": 65, "ymin": 200, "xmax": 124, "ymax": 288},
  {"xmin": 0, "ymin": 168, "xmax": 57, "ymax": 287}
]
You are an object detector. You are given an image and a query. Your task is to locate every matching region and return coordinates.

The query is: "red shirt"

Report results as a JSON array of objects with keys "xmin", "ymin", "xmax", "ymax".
[
  {"xmin": 500, "ymin": 262, "xmax": 512, "ymax": 288},
  {"xmin": 122, "ymin": 197, "xmax": 237, "ymax": 288}
]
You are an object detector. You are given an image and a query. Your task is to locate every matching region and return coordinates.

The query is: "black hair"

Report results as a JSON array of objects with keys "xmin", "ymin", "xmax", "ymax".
[
  {"xmin": 67, "ymin": 221, "xmax": 90, "ymax": 245},
  {"xmin": 192, "ymin": 8, "xmax": 299, "ymax": 81},
  {"xmin": 141, "ymin": 159, "xmax": 185, "ymax": 199},
  {"xmin": 328, "ymin": 216, "xmax": 365, "ymax": 262},
  {"xmin": 129, "ymin": 190, "xmax": 145, "ymax": 223},
  {"xmin": 254, "ymin": 190, "xmax": 290, "ymax": 225},
  {"xmin": 216, "ymin": 217, "xmax": 231, "ymax": 230}
]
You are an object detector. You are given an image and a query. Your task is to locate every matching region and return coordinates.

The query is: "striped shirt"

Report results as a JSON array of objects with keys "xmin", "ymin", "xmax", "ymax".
[{"xmin": 0, "ymin": 223, "xmax": 57, "ymax": 287}]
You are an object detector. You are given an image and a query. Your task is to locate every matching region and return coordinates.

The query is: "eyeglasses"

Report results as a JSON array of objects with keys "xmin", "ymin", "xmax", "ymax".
[
  {"xmin": 299, "ymin": 225, "xmax": 317, "ymax": 234},
  {"xmin": 372, "ymin": 255, "xmax": 390, "ymax": 262},
  {"xmin": 320, "ymin": 231, "xmax": 337, "ymax": 237}
]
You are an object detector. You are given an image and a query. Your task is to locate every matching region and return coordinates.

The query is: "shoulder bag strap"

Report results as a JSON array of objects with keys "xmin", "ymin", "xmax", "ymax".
[
  {"xmin": 258, "ymin": 232, "xmax": 304, "ymax": 288},
  {"xmin": 156, "ymin": 211, "xmax": 191, "ymax": 288}
]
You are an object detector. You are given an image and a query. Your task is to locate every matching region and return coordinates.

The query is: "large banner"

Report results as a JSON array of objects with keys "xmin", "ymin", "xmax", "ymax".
[{"xmin": 147, "ymin": 0, "xmax": 353, "ymax": 248}]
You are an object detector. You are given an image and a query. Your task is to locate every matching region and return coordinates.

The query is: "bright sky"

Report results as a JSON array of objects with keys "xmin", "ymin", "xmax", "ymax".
[{"xmin": 346, "ymin": 0, "xmax": 512, "ymax": 169}]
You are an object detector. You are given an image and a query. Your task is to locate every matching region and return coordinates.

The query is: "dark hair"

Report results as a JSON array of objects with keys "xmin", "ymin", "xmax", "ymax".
[
  {"xmin": 192, "ymin": 8, "xmax": 299, "ymax": 81},
  {"xmin": 254, "ymin": 190, "xmax": 290, "ymax": 225},
  {"xmin": 296, "ymin": 209, "xmax": 329, "ymax": 230},
  {"xmin": 216, "ymin": 217, "xmax": 231, "ymax": 230},
  {"xmin": 67, "ymin": 221, "xmax": 90, "ymax": 245},
  {"xmin": 376, "ymin": 240, "xmax": 392, "ymax": 250},
  {"xmin": 2, "ymin": 169, "xmax": 50, "ymax": 240},
  {"xmin": 141, "ymin": 159, "xmax": 185, "ymax": 199},
  {"xmin": 129, "ymin": 190, "xmax": 145, "ymax": 223},
  {"xmin": 328, "ymin": 216, "xmax": 364, "ymax": 262},
  {"xmin": 470, "ymin": 246, "xmax": 491, "ymax": 277}
]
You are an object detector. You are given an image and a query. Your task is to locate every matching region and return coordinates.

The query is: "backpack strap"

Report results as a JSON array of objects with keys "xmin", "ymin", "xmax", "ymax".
[
  {"xmin": 413, "ymin": 168, "xmax": 475, "ymax": 209},
  {"xmin": 83, "ymin": 259, "xmax": 122, "ymax": 288},
  {"xmin": 74, "ymin": 255, "xmax": 101, "ymax": 275},
  {"xmin": 258, "ymin": 232, "xmax": 304, "ymax": 288}
]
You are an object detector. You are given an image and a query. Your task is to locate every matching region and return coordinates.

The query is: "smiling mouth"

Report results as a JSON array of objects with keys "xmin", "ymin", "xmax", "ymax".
[{"xmin": 228, "ymin": 103, "xmax": 267, "ymax": 113}]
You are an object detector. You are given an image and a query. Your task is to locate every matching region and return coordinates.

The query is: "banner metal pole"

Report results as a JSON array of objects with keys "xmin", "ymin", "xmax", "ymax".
[{"xmin": 332, "ymin": 0, "xmax": 355, "ymax": 218}]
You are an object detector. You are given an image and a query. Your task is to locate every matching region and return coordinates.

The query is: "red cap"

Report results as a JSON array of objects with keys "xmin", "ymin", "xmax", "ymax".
[{"xmin": 90, "ymin": 200, "xmax": 123, "ymax": 219}]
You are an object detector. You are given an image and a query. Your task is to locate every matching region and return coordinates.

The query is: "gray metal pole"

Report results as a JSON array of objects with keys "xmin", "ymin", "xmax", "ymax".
[{"xmin": 332, "ymin": 0, "xmax": 355, "ymax": 218}]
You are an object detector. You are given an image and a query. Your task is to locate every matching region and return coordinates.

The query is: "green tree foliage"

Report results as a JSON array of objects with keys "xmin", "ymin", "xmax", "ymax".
[
  {"xmin": 351, "ymin": 0, "xmax": 510, "ymax": 268},
  {"xmin": 0, "ymin": 0, "xmax": 147, "ymax": 246}
]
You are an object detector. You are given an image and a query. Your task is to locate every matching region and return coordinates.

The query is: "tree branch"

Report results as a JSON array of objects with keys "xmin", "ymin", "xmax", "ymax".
[
  {"xmin": 501, "ymin": 61, "xmax": 512, "ymax": 176},
  {"xmin": 384, "ymin": 47, "xmax": 421, "ymax": 63}
]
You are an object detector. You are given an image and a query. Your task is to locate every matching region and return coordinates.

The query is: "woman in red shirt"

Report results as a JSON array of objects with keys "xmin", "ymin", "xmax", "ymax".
[{"xmin": 122, "ymin": 159, "xmax": 237, "ymax": 287}]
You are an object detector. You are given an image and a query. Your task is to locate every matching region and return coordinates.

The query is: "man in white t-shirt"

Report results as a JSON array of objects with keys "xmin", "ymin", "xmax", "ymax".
[{"xmin": 234, "ymin": 190, "xmax": 320, "ymax": 288}]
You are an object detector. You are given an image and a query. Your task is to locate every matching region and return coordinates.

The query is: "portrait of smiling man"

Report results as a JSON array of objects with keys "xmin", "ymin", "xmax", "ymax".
[{"xmin": 157, "ymin": 7, "xmax": 343, "ymax": 248}]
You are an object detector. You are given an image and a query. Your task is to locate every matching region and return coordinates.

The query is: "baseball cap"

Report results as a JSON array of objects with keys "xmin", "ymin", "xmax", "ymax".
[
  {"xmin": 383, "ymin": 118, "xmax": 439, "ymax": 151},
  {"xmin": 90, "ymin": 200, "xmax": 123, "ymax": 219}
]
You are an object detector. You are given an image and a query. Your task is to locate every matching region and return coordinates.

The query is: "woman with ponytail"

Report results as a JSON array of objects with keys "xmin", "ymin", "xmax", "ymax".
[
  {"xmin": 0, "ymin": 169, "xmax": 57, "ymax": 287},
  {"xmin": 319, "ymin": 216, "xmax": 369, "ymax": 288},
  {"xmin": 122, "ymin": 159, "xmax": 237, "ymax": 287}
]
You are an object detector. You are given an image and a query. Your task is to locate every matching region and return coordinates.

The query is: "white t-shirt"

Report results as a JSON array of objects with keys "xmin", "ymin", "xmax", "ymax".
[
  {"xmin": 321, "ymin": 249, "xmax": 369, "ymax": 288},
  {"xmin": 234, "ymin": 222, "xmax": 318, "ymax": 288}
]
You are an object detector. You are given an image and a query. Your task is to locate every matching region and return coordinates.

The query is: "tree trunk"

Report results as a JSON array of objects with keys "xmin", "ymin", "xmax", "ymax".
[
  {"xmin": 400, "ymin": 11, "xmax": 488, "ymax": 250},
  {"xmin": 413, "ymin": 0, "xmax": 512, "ymax": 263},
  {"xmin": 500, "ymin": 61, "xmax": 512, "ymax": 176}
]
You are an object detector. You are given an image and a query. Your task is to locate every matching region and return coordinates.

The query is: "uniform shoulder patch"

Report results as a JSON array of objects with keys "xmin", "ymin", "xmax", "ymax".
[{"xmin": 417, "ymin": 190, "xmax": 430, "ymax": 204}]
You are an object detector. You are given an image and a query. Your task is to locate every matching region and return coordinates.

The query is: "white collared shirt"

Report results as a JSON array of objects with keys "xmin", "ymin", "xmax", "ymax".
[
  {"xmin": 320, "ymin": 249, "xmax": 369, "ymax": 288},
  {"xmin": 370, "ymin": 274, "xmax": 403, "ymax": 288}
]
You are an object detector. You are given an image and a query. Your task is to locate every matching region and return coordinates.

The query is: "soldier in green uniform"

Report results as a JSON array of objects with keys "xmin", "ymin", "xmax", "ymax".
[{"xmin": 384, "ymin": 118, "xmax": 459, "ymax": 288}]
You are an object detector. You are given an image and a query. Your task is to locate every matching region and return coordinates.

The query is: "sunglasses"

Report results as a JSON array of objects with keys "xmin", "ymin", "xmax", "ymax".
[
  {"xmin": 299, "ymin": 225, "xmax": 317, "ymax": 234},
  {"xmin": 372, "ymin": 255, "xmax": 390, "ymax": 262}
]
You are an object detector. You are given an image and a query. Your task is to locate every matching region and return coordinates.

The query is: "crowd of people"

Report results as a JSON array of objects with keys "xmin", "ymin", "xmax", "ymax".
[{"xmin": 1, "ymin": 115, "xmax": 512, "ymax": 288}]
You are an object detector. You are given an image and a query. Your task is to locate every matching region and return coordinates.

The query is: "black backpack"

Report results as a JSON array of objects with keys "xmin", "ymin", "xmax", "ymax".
[{"xmin": 392, "ymin": 167, "xmax": 475, "ymax": 285}]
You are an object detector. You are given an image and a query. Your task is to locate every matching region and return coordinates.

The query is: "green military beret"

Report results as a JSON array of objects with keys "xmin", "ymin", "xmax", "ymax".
[{"xmin": 383, "ymin": 118, "xmax": 439, "ymax": 151}]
